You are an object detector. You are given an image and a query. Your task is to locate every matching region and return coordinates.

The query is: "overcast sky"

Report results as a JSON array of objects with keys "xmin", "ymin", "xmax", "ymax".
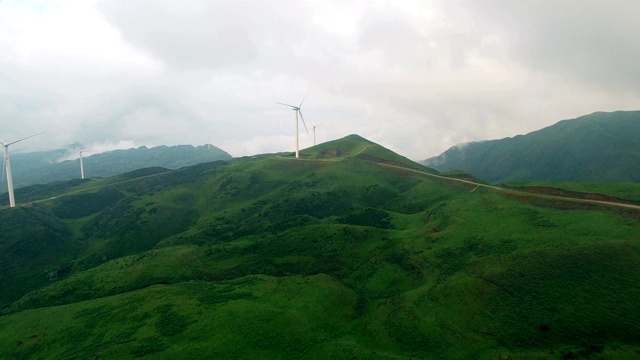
[{"xmin": 1, "ymin": 0, "xmax": 639, "ymax": 160}]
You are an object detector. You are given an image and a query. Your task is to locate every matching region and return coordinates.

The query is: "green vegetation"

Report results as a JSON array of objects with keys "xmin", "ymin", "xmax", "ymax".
[
  {"xmin": 424, "ymin": 110, "xmax": 640, "ymax": 183},
  {"xmin": 1, "ymin": 135, "xmax": 639, "ymax": 359}
]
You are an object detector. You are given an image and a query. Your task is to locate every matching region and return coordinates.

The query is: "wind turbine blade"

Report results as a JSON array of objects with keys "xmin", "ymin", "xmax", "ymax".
[
  {"xmin": 298, "ymin": 110, "xmax": 309, "ymax": 134},
  {"xmin": 276, "ymin": 102, "xmax": 298, "ymax": 109},
  {"xmin": 6, "ymin": 131, "xmax": 47, "ymax": 146},
  {"xmin": 298, "ymin": 87, "xmax": 312, "ymax": 108}
]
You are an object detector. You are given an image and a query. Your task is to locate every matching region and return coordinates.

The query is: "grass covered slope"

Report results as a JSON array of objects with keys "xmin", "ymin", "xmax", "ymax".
[
  {"xmin": 423, "ymin": 110, "xmax": 640, "ymax": 183},
  {"xmin": 1, "ymin": 135, "xmax": 639, "ymax": 359},
  {"xmin": 302, "ymin": 134, "xmax": 435, "ymax": 172}
]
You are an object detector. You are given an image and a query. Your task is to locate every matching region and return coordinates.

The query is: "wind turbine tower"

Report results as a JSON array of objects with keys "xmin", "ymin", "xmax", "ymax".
[
  {"xmin": 312, "ymin": 124, "xmax": 320, "ymax": 146},
  {"xmin": 277, "ymin": 90, "xmax": 310, "ymax": 159},
  {"xmin": 79, "ymin": 150, "xmax": 94, "ymax": 179},
  {"xmin": 0, "ymin": 132, "xmax": 46, "ymax": 208}
]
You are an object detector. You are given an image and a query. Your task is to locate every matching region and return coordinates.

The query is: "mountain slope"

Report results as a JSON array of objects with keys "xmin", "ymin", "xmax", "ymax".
[
  {"xmin": 304, "ymin": 134, "xmax": 435, "ymax": 172},
  {"xmin": 1, "ymin": 135, "xmax": 639, "ymax": 359},
  {"xmin": 423, "ymin": 111, "xmax": 640, "ymax": 183},
  {"xmin": 2, "ymin": 144, "xmax": 232, "ymax": 191}
]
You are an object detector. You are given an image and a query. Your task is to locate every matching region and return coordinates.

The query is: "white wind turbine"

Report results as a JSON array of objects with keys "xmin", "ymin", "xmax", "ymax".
[
  {"xmin": 277, "ymin": 90, "xmax": 311, "ymax": 159},
  {"xmin": 1, "ymin": 132, "xmax": 46, "ymax": 208},
  {"xmin": 79, "ymin": 150, "xmax": 95, "ymax": 179},
  {"xmin": 311, "ymin": 123, "xmax": 321, "ymax": 146}
]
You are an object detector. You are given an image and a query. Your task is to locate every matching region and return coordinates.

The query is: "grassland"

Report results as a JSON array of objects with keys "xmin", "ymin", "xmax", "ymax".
[{"xmin": 0, "ymin": 135, "xmax": 639, "ymax": 359}]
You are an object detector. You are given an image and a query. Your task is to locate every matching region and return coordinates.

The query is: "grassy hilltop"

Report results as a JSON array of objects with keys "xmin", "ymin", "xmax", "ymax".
[{"xmin": 1, "ymin": 134, "xmax": 639, "ymax": 359}]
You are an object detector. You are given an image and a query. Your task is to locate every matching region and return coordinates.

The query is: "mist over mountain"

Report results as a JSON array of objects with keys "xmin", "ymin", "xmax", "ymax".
[
  {"xmin": 2, "ymin": 144, "xmax": 232, "ymax": 191},
  {"xmin": 423, "ymin": 111, "xmax": 640, "ymax": 183},
  {"xmin": 1, "ymin": 134, "xmax": 639, "ymax": 358}
]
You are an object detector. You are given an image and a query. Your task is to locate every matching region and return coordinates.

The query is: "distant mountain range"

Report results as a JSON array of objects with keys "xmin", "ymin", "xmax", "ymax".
[
  {"xmin": 423, "ymin": 111, "xmax": 640, "ymax": 183},
  {"xmin": 2, "ymin": 144, "xmax": 232, "ymax": 191}
]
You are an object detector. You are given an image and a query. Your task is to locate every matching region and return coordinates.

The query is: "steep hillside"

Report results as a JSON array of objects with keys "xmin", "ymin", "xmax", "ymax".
[
  {"xmin": 1, "ymin": 144, "xmax": 232, "ymax": 192},
  {"xmin": 423, "ymin": 111, "xmax": 640, "ymax": 183},
  {"xmin": 1, "ymin": 135, "xmax": 639, "ymax": 359}
]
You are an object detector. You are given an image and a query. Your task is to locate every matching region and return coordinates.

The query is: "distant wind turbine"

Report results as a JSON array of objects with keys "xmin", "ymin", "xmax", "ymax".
[
  {"xmin": 311, "ymin": 123, "xmax": 321, "ymax": 146},
  {"xmin": 79, "ymin": 150, "xmax": 95, "ymax": 179},
  {"xmin": 0, "ymin": 132, "xmax": 46, "ymax": 208},
  {"xmin": 277, "ymin": 89, "xmax": 311, "ymax": 159}
]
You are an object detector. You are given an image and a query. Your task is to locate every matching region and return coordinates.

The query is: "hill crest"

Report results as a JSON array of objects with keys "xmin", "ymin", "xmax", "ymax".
[
  {"xmin": 302, "ymin": 134, "xmax": 437, "ymax": 172},
  {"xmin": 423, "ymin": 110, "xmax": 640, "ymax": 183}
]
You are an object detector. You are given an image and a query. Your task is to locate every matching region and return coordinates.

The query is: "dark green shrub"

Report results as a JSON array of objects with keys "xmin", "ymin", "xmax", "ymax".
[
  {"xmin": 132, "ymin": 337, "xmax": 167, "ymax": 357},
  {"xmin": 340, "ymin": 208, "xmax": 393, "ymax": 229},
  {"xmin": 156, "ymin": 305, "xmax": 189, "ymax": 337}
]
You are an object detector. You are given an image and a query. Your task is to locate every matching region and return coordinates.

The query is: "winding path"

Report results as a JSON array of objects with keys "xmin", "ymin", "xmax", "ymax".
[{"xmin": 377, "ymin": 163, "xmax": 640, "ymax": 211}]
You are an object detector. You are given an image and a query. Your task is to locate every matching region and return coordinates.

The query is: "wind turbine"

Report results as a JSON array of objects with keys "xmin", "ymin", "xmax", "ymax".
[
  {"xmin": 1, "ymin": 132, "xmax": 46, "ymax": 208},
  {"xmin": 277, "ymin": 90, "xmax": 310, "ymax": 159},
  {"xmin": 79, "ymin": 150, "xmax": 95, "ymax": 179},
  {"xmin": 311, "ymin": 123, "xmax": 321, "ymax": 146}
]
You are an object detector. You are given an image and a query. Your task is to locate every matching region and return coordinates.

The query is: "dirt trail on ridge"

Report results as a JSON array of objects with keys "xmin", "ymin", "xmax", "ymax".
[{"xmin": 377, "ymin": 163, "xmax": 640, "ymax": 211}]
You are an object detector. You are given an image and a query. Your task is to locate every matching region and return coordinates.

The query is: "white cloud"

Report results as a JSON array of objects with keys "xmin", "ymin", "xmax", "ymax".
[
  {"xmin": 0, "ymin": 1, "xmax": 161, "ymax": 78},
  {"xmin": 1, "ymin": 0, "xmax": 639, "ymax": 161}
]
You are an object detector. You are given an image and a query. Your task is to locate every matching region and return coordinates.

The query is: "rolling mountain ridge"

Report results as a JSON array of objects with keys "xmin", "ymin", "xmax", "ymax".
[
  {"xmin": 1, "ymin": 134, "xmax": 639, "ymax": 359},
  {"xmin": 2, "ymin": 143, "xmax": 232, "ymax": 192},
  {"xmin": 423, "ymin": 111, "xmax": 640, "ymax": 183}
]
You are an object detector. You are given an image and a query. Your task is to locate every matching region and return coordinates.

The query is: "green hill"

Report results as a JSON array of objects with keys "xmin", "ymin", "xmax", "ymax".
[
  {"xmin": 1, "ymin": 135, "xmax": 639, "ymax": 359},
  {"xmin": 423, "ymin": 111, "xmax": 640, "ymax": 183}
]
